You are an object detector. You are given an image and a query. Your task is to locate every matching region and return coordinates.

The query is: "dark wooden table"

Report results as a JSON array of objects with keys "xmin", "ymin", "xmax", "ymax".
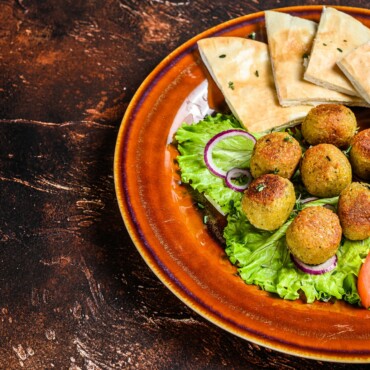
[{"xmin": 0, "ymin": 0, "xmax": 368, "ymax": 368}]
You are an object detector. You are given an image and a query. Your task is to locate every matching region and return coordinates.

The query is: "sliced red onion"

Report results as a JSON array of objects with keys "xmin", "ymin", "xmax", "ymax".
[
  {"xmin": 324, "ymin": 204, "xmax": 336, "ymax": 212},
  {"xmin": 291, "ymin": 254, "xmax": 337, "ymax": 275},
  {"xmin": 225, "ymin": 168, "xmax": 252, "ymax": 192},
  {"xmin": 300, "ymin": 197, "xmax": 319, "ymax": 204},
  {"xmin": 204, "ymin": 129, "xmax": 256, "ymax": 178}
]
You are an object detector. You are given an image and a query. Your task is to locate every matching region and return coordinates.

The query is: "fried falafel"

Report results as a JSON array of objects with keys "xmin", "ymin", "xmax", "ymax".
[
  {"xmin": 250, "ymin": 132, "xmax": 302, "ymax": 179},
  {"xmin": 241, "ymin": 174, "xmax": 295, "ymax": 231},
  {"xmin": 338, "ymin": 182, "xmax": 370, "ymax": 240},
  {"xmin": 301, "ymin": 104, "xmax": 357, "ymax": 148},
  {"xmin": 349, "ymin": 128, "xmax": 370, "ymax": 181},
  {"xmin": 300, "ymin": 143, "xmax": 352, "ymax": 197},
  {"xmin": 286, "ymin": 206, "xmax": 342, "ymax": 265}
]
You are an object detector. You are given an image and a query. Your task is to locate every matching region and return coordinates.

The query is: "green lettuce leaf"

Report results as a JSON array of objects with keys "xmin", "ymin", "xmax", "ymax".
[
  {"xmin": 175, "ymin": 113, "xmax": 370, "ymax": 305},
  {"xmin": 224, "ymin": 198, "xmax": 370, "ymax": 304},
  {"xmin": 175, "ymin": 114, "xmax": 256, "ymax": 214}
]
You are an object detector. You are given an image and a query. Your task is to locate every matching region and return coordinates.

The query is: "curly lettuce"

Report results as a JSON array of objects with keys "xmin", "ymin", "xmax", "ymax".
[
  {"xmin": 224, "ymin": 199, "xmax": 370, "ymax": 304},
  {"xmin": 175, "ymin": 114, "xmax": 256, "ymax": 214},
  {"xmin": 175, "ymin": 113, "xmax": 370, "ymax": 305}
]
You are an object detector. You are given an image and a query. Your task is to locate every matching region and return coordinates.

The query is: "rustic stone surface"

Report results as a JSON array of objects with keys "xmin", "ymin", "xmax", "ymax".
[{"xmin": 0, "ymin": 0, "xmax": 368, "ymax": 368}]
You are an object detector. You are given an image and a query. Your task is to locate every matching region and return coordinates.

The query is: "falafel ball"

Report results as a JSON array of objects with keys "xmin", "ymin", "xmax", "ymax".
[
  {"xmin": 300, "ymin": 143, "xmax": 352, "ymax": 197},
  {"xmin": 349, "ymin": 128, "xmax": 370, "ymax": 181},
  {"xmin": 286, "ymin": 206, "xmax": 342, "ymax": 265},
  {"xmin": 241, "ymin": 174, "xmax": 295, "ymax": 231},
  {"xmin": 301, "ymin": 104, "xmax": 357, "ymax": 148},
  {"xmin": 250, "ymin": 132, "xmax": 302, "ymax": 179},
  {"xmin": 338, "ymin": 182, "xmax": 370, "ymax": 240}
]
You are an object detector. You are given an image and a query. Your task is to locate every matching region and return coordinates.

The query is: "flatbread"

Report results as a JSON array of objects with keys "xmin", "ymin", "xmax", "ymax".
[
  {"xmin": 197, "ymin": 37, "xmax": 311, "ymax": 133},
  {"xmin": 337, "ymin": 41, "xmax": 370, "ymax": 104},
  {"xmin": 304, "ymin": 7, "xmax": 370, "ymax": 96},
  {"xmin": 265, "ymin": 10, "xmax": 367, "ymax": 107}
]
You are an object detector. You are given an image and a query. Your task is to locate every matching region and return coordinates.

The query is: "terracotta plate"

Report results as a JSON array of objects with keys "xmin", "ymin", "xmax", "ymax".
[{"xmin": 114, "ymin": 5, "xmax": 370, "ymax": 362}]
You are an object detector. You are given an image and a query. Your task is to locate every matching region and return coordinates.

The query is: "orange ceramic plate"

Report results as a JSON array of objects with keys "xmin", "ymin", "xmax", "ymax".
[{"xmin": 114, "ymin": 5, "xmax": 370, "ymax": 362}]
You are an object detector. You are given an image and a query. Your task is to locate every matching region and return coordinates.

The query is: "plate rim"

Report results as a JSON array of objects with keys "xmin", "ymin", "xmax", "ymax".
[{"xmin": 114, "ymin": 4, "xmax": 370, "ymax": 363}]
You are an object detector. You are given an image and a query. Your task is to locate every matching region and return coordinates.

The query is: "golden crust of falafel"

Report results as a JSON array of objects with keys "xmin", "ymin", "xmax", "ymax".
[
  {"xmin": 242, "ymin": 174, "xmax": 296, "ymax": 231},
  {"xmin": 300, "ymin": 143, "xmax": 352, "ymax": 197},
  {"xmin": 286, "ymin": 206, "xmax": 342, "ymax": 265},
  {"xmin": 350, "ymin": 128, "xmax": 370, "ymax": 181},
  {"xmin": 250, "ymin": 132, "xmax": 302, "ymax": 179},
  {"xmin": 338, "ymin": 182, "xmax": 370, "ymax": 240},
  {"xmin": 301, "ymin": 104, "xmax": 357, "ymax": 148}
]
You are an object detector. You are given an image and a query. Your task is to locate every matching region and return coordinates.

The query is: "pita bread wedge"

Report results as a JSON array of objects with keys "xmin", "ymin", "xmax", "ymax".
[
  {"xmin": 337, "ymin": 41, "xmax": 370, "ymax": 104},
  {"xmin": 197, "ymin": 37, "xmax": 311, "ymax": 133},
  {"xmin": 265, "ymin": 10, "xmax": 367, "ymax": 107},
  {"xmin": 304, "ymin": 7, "xmax": 370, "ymax": 96}
]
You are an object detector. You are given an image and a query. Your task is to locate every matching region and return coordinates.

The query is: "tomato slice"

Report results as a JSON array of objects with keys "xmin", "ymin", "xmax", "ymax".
[{"xmin": 358, "ymin": 252, "xmax": 370, "ymax": 309}]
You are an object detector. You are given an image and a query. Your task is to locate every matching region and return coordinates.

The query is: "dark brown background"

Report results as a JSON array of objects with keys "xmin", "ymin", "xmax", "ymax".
[{"xmin": 0, "ymin": 0, "xmax": 368, "ymax": 368}]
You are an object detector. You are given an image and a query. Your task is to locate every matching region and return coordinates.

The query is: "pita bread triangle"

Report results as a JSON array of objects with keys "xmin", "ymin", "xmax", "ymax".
[
  {"xmin": 197, "ymin": 37, "xmax": 311, "ymax": 133},
  {"xmin": 337, "ymin": 41, "xmax": 370, "ymax": 104},
  {"xmin": 304, "ymin": 7, "xmax": 370, "ymax": 96},
  {"xmin": 265, "ymin": 10, "xmax": 368, "ymax": 107}
]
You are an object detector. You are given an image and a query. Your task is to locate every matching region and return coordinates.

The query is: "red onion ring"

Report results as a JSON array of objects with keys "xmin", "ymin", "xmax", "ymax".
[
  {"xmin": 300, "ymin": 197, "xmax": 337, "ymax": 212},
  {"xmin": 225, "ymin": 168, "xmax": 252, "ymax": 192},
  {"xmin": 291, "ymin": 254, "xmax": 337, "ymax": 275},
  {"xmin": 203, "ymin": 129, "xmax": 256, "ymax": 178},
  {"xmin": 300, "ymin": 197, "xmax": 319, "ymax": 204},
  {"xmin": 324, "ymin": 204, "xmax": 336, "ymax": 212}
]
